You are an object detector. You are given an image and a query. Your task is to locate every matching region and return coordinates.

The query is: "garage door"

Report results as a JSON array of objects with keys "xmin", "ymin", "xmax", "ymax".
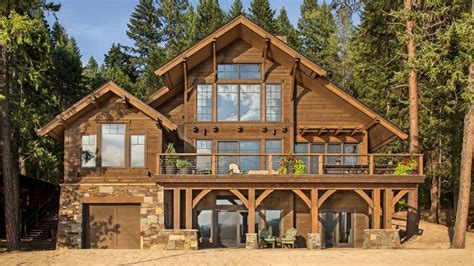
[{"xmin": 85, "ymin": 204, "xmax": 140, "ymax": 249}]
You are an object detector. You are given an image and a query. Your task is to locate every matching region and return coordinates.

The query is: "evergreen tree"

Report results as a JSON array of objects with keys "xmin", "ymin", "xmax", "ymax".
[
  {"xmin": 275, "ymin": 7, "xmax": 299, "ymax": 49},
  {"xmin": 83, "ymin": 56, "xmax": 106, "ymax": 91},
  {"xmin": 196, "ymin": 0, "xmax": 224, "ymax": 39},
  {"xmin": 183, "ymin": 4, "xmax": 198, "ymax": 47},
  {"xmin": 248, "ymin": 0, "xmax": 276, "ymax": 33},
  {"xmin": 225, "ymin": 0, "xmax": 245, "ymax": 21},
  {"xmin": 297, "ymin": 0, "xmax": 339, "ymax": 76},
  {"xmin": 104, "ymin": 43, "xmax": 138, "ymax": 84},
  {"xmin": 333, "ymin": 2, "xmax": 355, "ymax": 92},
  {"xmin": 158, "ymin": 0, "xmax": 189, "ymax": 60},
  {"xmin": 127, "ymin": 0, "xmax": 163, "ymax": 98},
  {"xmin": 49, "ymin": 22, "xmax": 84, "ymax": 110}
]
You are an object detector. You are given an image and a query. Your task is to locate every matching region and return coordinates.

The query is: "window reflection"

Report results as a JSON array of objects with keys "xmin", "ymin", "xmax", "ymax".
[
  {"xmin": 130, "ymin": 135, "xmax": 145, "ymax": 167},
  {"xmin": 101, "ymin": 124, "xmax": 125, "ymax": 167},
  {"xmin": 217, "ymin": 84, "xmax": 238, "ymax": 121},
  {"xmin": 81, "ymin": 135, "xmax": 96, "ymax": 167}
]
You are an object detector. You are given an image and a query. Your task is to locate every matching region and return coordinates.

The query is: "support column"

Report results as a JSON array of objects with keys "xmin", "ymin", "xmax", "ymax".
[
  {"xmin": 173, "ymin": 188, "xmax": 180, "ymax": 230},
  {"xmin": 185, "ymin": 189, "xmax": 192, "ymax": 229},
  {"xmin": 372, "ymin": 189, "xmax": 381, "ymax": 229},
  {"xmin": 310, "ymin": 189, "xmax": 319, "ymax": 233},
  {"xmin": 406, "ymin": 188, "xmax": 419, "ymax": 238},
  {"xmin": 248, "ymin": 189, "xmax": 255, "ymax": 233},
  {"xmin": 308, "ymin": 188, "xmax": 321, "ymax": 249},
  {"xmin": 246, "ymin": 188, "xmax": 257, "ymax": 249},
  {"xmin": 384, "ymin": 189, "xmax": 393, "ymax": 229}
]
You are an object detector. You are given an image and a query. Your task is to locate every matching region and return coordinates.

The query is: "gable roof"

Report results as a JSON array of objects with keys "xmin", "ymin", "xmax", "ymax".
[
  {"xmin": 152, "ymin": 15, "xmax": 408, "ymax": 150},
  {"xmin": 37, "ymin": 81, "xmax": 177, "ymax": 142}
]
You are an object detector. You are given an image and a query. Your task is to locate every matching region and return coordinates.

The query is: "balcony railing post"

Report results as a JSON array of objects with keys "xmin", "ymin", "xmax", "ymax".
[
  {"xmin": 211, "ymin": 154, "xmax": 217, "ymax": 175},
  {"xmin": 369, "ymin": 155, "xmax": 374, "ymax": 175},
  {"xmin": 318, "ymin": 155, "xmax": 324, "ymax": 175},
  {"xmin": 156, "ymin": 154, "xmax": 161, "ymax": 174},
  {"xmin": 418, "ymin": 155, "xmax": 424, "ymax": 175},
  {"xmin": 268, "ymin": 155, "xmax": 273, "ymax": 173}
]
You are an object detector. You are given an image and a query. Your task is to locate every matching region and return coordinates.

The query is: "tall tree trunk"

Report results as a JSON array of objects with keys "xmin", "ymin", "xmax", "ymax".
[
  {"xmin": 451, "ymin": 1, "xmax": 474, "ymax": 249},
  {"xmin": 451, "ymin": 106, "xmax": 473, "ymax": 248},
  {"xmin": 405, "ymin": 0, "xmax": 420, "ymax": 239},
  {"xmin": 1, "ymin": 47, "xmax": 20, "ymax": 251},
  {"xmin": 428, "ymin": 175, "xmax": 439, "ymax": 223}
]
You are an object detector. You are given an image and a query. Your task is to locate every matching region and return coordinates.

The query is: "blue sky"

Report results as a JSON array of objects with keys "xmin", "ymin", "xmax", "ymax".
[{"xmin": 45, "ymin": 0, "xmax": 330, "ymax": 65}]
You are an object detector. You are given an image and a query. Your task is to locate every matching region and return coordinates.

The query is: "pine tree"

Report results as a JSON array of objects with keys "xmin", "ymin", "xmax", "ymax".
[
  {"xmin": 196, "ymin": 0, "xmax": 224, "ymax": 39},
  {"xmin": 275, "ymin": 7, "xmax": 299, "ymax": 49},
  {"xmin": 104, "ymin": 43, "xmax": 138, "ymax": 84},
  {"xmin": 297, "ymin": 1, "xmax": 339, "ymax": 76},
  {"xmin": 183, "ymin": 5, "xmax": 198, "ymax": 47},
  {"xmin": 248, "ymin": 0, "xmax": 276, "ymax": 33},
  {"xmin": 83, "ymin": 56, "xmax": 106, "ymax": 91},
  {"xmin": 158, "ymin": 0, "xmax": 189, "ymax": 60},
  {"xmin": 127, "ymin": 0, "xmax": 162, "ymax": 59},
  {"xmin": 127, "ymin": 0, "xmax": 163, "ymax": 98},
  {"xmin": 226, "ymin": 0, "xmax": 245, "ymax": 21}
]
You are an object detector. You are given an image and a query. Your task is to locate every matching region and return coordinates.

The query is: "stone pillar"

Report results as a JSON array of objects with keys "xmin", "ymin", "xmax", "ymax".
[
  {"xmin": 362, "ymin": 229, "xmax": 401, "ymax": 249},
  {"xmin": 246, "ymin": 233, "xmax": 258, "ymax": 249},
  {"xmin": 306, "ymin": 233, "xmax": 321, "ymax": 249}
]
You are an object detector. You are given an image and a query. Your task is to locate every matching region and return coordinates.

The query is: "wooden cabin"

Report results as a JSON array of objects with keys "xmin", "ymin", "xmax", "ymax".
[{"xmin": 38, "ymin": 16, "xmax": 424, "ymax": 250}]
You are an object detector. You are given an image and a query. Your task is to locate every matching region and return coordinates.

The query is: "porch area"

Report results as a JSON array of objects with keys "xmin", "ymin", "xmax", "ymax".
[{"xmin": 159, "ymin": 183, "xmax": 420, "ymax": 249}]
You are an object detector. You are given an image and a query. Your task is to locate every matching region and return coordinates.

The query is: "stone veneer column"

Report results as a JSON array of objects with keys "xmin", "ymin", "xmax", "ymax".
[
  {"xmin": 306, "ymin": 233, "xmax": 321, "ymax": 249},
  {"xmin": 246, "ymin": 233, "xmax": 258, "ymax": 249},
  {"xmin": 362, "ymin": 229, "xmax": 401, "ymax": 249}
]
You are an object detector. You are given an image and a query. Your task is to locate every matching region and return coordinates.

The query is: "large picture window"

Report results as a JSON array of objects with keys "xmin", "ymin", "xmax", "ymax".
[
  {"xmin": 265, "ymin": 140, "xmax": 282, "ymax": 170},
  {"xmin": 217, "ymin": 64, "xmax": 260, "ymax": 80},
  {"xmin": 81, "ymin": 135, "xmax": 96, "ymax": 167},
  {"xmin": 266, "ymin": 84, "xmax": 281, "ymax": 121},
  {"xmin": 217, "ymin": 140, "xmax": 260, "ymax": 174},
  {"xmin": 196, "ymin": 84, "xmax": 212, "ymax": 121},
  {"xmin": 217, "ymin": 84, "xmax": 261, "ymax": 121},
  {"xmin": 101, "ymin": 124, "xmax": 125, "ymax": 167},
  {"xmin": 130, "ymin": 135, "xmax": 145, "ymax": 167}
]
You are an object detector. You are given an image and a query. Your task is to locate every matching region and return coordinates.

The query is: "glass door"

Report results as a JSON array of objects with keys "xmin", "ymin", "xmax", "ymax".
[
  {"xmin": 217, "ymin": 211, "xmax": 239, "ymax": 247},
  {"xmin": 321, "ymin": 212, "xmax": 354, "ymax": 248}
]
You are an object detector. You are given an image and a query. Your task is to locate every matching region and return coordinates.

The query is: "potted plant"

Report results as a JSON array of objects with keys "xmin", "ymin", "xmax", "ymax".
[
  {"xmin": 393, "ymin": 157, "xmax": 417, "ymax": 175},
  {"xmin": 278, "ymin": 154, "xmax": 306, "ymax": 175},
  {"xmin": 164, "ymin": 143, "xmax": 177, "ymax": 174},
  {"xmin": 176, "ymin": 159, "xmax": 193, "ymax": 174}
]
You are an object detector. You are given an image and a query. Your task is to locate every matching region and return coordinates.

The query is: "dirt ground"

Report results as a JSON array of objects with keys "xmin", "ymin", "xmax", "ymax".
[{"xmin": 0, "ymin": 221, "xmax": 473, "ymax": 265}]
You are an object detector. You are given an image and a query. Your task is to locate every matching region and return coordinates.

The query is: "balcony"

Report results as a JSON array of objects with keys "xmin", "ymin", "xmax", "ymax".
[{"xmin": 155, "ymin": 153, "xmax": 424, "ymax": 184}]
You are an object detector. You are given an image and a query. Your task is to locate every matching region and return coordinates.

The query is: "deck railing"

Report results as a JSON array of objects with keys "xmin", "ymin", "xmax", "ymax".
[{"xmin": 155, "ymin": 153, "xmax": 424, "ymax": 176}]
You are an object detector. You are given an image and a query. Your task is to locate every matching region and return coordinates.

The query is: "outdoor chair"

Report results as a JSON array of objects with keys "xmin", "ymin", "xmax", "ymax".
[
  {"xmin": 228, "ymin": 163, "xmax": 242, "ymax": 174},
  {"xmin": 277, "ymin": 228, "xmax": 297, "ymax": 248},
  {"xmin": 258, "ymin": 229, "xmax": 276, "ymax": 248}
]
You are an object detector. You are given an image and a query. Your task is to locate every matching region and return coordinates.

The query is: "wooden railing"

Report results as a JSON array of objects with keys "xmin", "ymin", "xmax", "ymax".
[{"xmin": 155, "ymin": 153, "xmax": 424, "ymax": 176}]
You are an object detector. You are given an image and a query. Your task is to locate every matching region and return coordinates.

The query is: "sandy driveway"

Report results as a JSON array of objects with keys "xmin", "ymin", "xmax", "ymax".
[
  {"xmin": 1, "ymin": 221, "xmax": 473, "ymax": 265},
  {"xmin": 0, "ymin": 248, "xmax": 473, "ymax": 266}
]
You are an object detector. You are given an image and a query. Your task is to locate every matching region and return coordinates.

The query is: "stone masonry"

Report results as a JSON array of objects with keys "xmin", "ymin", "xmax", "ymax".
[
  {"xmin": 57, "ymin": 183, "xmax": 169, "ymax": 249},
  {"xmin": 362, "ymin": 229, "xmax": 401, "ymax": 249},
  {"xmin": 306, "ymin": 233, "xmax": 321, "ymax": 249}
]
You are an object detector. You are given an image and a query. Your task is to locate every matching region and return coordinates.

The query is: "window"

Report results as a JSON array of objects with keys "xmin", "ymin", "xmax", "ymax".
[
  {"xmin": 217, "ymin": 84, "xmax": 238, "ymax": 121},
  {"xmin": 295, "ymin": 143, "xmax": 309, "ymax": 174},
  {"xmin": 130, "ymin": 135, "xmax": 145, "ymax": 167},
  {"xmin": 265, "ymin": 210, "xmax": 281, "ymax": 237},
  {"xmin": 266, "ymin": 84, "xmax": 281, "ymax": 121},
  {"xmin": 101, "ymin": 124, "xmax": 125, "ymax": 167},
  {"xmin": 240, "ymin": 85, "xmax": 260, "ymax": 121},
  {"xmin": 196, "ymin": 84, "xmax": 212, "ymax": 121},
  {"xmin": 217, "ymin": 64, "xmax": 260, "ymax": 80},
  {"xmin": 239, "ymin": 64, "xmax": 261, "ymax": 79},
  {"xmin": 310, "ymin": 144, "xmax": 325, "ymax": 174},
  {"xmin": 327, "ymin": 143, "xmax": 342, "ymax": 165},
  {"xmin": 217, "ymin": 64, "xmax": 238, "ymax": 79},
  {"xmin": 81, "ymin": 135, "xmax": 96, "ymax": 167},
  {"xmin": 217, "ymin": 140, "xmax": 260, "ymax": 174},
  {"xmin": 265, "ymin": 140, "xmax": 282, "ymax": 170},
  {"xmin": 217, "ymin": 84, "xmax": 261, "ymax": 121},
  {"xmin": 196, "ymin": 140, "xmax": 212, "ymax": 171},
  {"xmin": 343, "ymin": 143, "xmax": 358, "ymax": 165}
]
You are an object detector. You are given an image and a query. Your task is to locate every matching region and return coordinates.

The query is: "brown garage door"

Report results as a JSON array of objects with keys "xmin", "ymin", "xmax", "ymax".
[{"xmin": 85, "ymin": 204, "xmax": 140, "ymax": 249}]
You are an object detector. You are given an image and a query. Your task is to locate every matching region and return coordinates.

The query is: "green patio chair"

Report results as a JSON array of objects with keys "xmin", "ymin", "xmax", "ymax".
[
  {"xmin": 279, "ymin": 228, "xmax": 297, "ymax": 248},
  {"xmin": 258, "ymin": 229, "xmax": 276, "ymax": 248}
]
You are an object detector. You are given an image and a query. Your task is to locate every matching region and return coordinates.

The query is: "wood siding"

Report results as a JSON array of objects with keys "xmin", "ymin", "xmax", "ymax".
[{"xmin": 64, "ymin": 94, "xmax": 162, "ymax": 182}]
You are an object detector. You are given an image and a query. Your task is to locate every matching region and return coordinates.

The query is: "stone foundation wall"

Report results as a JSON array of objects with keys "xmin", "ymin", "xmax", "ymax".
[
  {"xmin": 57, "ymin": 183, "xmax": 164, "ymax": 249},
  {"xmin": 155, "ymin": 230, "xmax": 198, "ymax": 250},
  {"xmin": 306, "ymin": 233, "xmax": 321, "ymax": 249},
  {"xmin": 363, "ymin": 229, "xmax": 401, "ymax": 249}
]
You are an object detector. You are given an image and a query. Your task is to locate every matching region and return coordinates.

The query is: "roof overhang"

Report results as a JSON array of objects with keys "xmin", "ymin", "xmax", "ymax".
[{"xmin": 37, "ymin": 81, "xmax": 177, "ymax": 142}]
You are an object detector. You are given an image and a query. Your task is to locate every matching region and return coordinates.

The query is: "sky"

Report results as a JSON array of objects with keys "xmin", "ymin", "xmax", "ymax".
[{"xmin": 45, "ymin": 0, "xmax": 345, "ymax": 65}]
